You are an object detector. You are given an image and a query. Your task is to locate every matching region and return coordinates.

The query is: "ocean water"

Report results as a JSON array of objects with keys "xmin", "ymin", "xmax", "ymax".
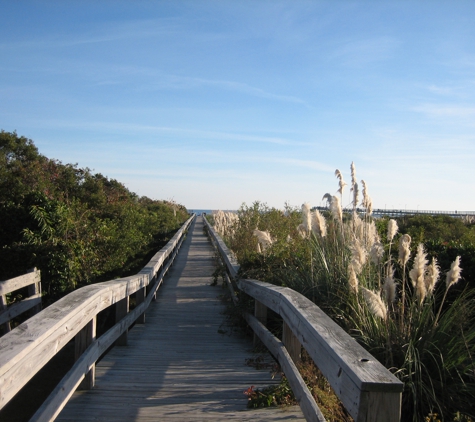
[
  {"xmin": 188, "ymin": 209, "xmax": 213, "ymax": 216},
  {"xmin": 188, "ymin": 209, "xmax": 236, "ymax": 216}
]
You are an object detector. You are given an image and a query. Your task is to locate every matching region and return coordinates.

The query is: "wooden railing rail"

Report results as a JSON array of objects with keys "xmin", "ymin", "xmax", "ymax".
[
  {"xmin": 0, "ymin": 268, "xmax": 42, "ymax": 334},
  {"xmin": 203, "ymin": 216, "xmax": 403, "ymax": 422},
  {"xmin": 0, "ymin": 215, "xmax": 195, "ymax": 421}
]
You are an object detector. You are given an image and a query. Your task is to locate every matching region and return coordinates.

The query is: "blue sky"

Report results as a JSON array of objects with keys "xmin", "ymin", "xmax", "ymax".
[{"xmin": 1, "ymin": 1, "xmax": 475, "ymax": 211}]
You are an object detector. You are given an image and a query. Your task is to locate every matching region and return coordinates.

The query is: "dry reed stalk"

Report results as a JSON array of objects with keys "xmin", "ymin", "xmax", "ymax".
[{"xmin": 362, "ymin": 287, "xmax": 387, "ymax": 320}]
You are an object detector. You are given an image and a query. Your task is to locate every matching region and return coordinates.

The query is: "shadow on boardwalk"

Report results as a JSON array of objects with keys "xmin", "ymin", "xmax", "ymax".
[{"xmin": 56, "ymin": 217, "xmax": 305, "ymax": 421}]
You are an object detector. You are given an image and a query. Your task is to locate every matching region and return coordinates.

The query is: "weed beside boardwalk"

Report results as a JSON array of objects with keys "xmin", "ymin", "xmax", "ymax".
[{"xmin": 212, "ymin": 164, "xmax": 475, "ymax": 422}]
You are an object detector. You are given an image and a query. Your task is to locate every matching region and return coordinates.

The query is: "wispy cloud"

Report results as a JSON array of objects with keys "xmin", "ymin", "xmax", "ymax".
[
  {"xmin": 412, "ymin": 103, "xmax": 475, "ymax": 119},
  {"xmin": 328, "ymin": 37, "xmax": 399, "ymax": 67}
]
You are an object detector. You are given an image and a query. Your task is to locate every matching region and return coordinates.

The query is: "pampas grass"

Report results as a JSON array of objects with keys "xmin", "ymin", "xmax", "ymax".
[
  {"xmin": 330, "ymin": 195, "xmax": 343, "ymax": 223},
  {"xmin": 335, "ymin": 169, "xmax": 347, "ymax": 196},
  {"xmin": 362, "ymin": 287, "xmax": 387, "ymax": 320},
  {"xmin": 446, "ymin": 255, "xmax": 462, "ymax": 289},
  {"xmin": 312, "ymin": 209, "xmax": 327, "ymax": 238},
  {"xmin": 383, "ymin": 264, "xmax": 397, "ymax": 304},
  {"xmin": 387, "ymin": 219, "xmax": 398, "ymax": 243},
  {"xmin": 361, "ymin": 180, "xmax": 373, "ymax": 216},
  {"xmin": 424, "ymin": 257, "xmax": 440, "ymax": 296},
  {"xmin": 253, "ymin": 229, "xmax": 274, "ymax": 253}
]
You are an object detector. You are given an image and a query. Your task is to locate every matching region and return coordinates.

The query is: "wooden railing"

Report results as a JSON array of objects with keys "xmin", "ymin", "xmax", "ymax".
[
  {"xmin": 0, "ymin": 268, "xmax": 42, "ymax": 335},
  {"xmin": 204, "ymin": 216, "xmax": 403, "ymax": 422},
  {"xmin": 0, "ymin": 214, "xmax": 195, "ymax": 422}
]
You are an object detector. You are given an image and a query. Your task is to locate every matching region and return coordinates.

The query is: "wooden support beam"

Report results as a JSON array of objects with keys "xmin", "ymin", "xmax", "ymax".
[
  {"xmin": 115, "ymin": 296, "xmax": 129, "ymax": 346},
  {"xmin": 253, "ymin": 300, "xmax": 267, "ymax": 347},
  {"xmin": 135, "ymin": 287, "xmax": 146, "ymax": 324},
  {"xmin": 283, "ymin": 320, "xmax": 301, "ymax": 364},
  {"xmin": 74, "ymin": 317, "xmax": 96, "ymax": 390},
  {"xmin": 0, "ymin": 295, "xmax": 11, "ymax": 335},
  {"xmin": 27, "ymin": 268, "xmax": 42, "ymax": 317}
]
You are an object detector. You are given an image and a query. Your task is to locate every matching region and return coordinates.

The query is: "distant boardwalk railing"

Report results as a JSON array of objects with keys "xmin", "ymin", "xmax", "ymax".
[
  {"xmin": 0, "ymin": 215, "xmax": 195, "ymax": 422},
  {"xmin": 315, "ymin": 206, "xmax": 475, "ymax": 219},
  {"xmin": 204, "ymin": 216, "xmax": 404, "ymax": 422}
]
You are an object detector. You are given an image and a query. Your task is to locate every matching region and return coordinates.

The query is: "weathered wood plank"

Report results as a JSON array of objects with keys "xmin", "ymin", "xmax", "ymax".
[
  {"xmin": 75, "ymin": 317, "xmax": 96, "ymax": 390},
  {"xmin": 244, "ymin": 312, "xmax": 325, "ymax": 422},
  {"xmin": 239, "ymin": 278, "xmax": 403, "ymax": 422},
  {"xmin": 0, "ymin": 294, "xmax": 42, "ymax": 325},
  {"xmin": 55, "ymin": 217, "xmax": 306, "ymax": 422},
  {"xmin": 0, "ymin": 295, "xmax": 10, "ymax": 334},
  {"xmin": 0, "ymin": 270, "xmax": 40, "ymax": 296},
  {"xmin": 0, "ymin": 215, "xmax": 194, "ymax": 412}
]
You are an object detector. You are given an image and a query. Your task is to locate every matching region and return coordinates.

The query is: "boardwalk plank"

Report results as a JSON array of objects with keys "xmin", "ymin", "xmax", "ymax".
[{"xmin": 56, "ymin": 217, "xmax": 305, "ymax": 421}]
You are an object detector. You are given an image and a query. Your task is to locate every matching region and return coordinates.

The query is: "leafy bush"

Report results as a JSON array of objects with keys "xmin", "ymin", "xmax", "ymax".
[{"xmin": 0, "ymin": 131, "xmax": 189, "ymax": 303}]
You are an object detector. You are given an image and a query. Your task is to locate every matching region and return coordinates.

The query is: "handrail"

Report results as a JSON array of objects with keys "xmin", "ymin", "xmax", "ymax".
[
  {"xmin": 203, "ymin": 216, "xmax": 403, "ymax": 422},
  {"xmin": 0, "ymin": 268, "xmax": 42, "ymax": 332},
  {"xmin": 0, "ymin": 214, "xmax": 195, "ymax": 421}
]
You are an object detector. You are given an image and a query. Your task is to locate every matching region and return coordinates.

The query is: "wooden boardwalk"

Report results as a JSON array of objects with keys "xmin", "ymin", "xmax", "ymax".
[{"xmin": 56, "ymin": 217, "xmax": 305, "ymax": 421}]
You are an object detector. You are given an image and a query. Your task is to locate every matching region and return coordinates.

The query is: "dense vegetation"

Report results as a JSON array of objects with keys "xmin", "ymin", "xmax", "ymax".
[
  {"xmin": 0, "ymin": 130, "xmax": 189, "ymax": 304},
  {"xmin": 212, "ymin": 165, "xmax": 475, "ymax": 422}
]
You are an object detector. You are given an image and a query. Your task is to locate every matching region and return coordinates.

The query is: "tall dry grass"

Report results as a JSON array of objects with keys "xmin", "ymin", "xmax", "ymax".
[{"xmin": 225, "ymin": 163, "xmax": 475, "ymax": 421}]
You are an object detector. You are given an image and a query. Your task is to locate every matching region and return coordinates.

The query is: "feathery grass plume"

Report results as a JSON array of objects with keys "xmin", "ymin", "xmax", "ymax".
[
  {"xmin": 322, "ymin": 193, "xmax": 332, "ymax": 206},
  {"xmin": 253, "ymin": 229, "xmax": 274, "ymax": 253},
  {"xmin": 435, "ymin": 256, "xmax": 463, "ymax": 327},
  {"xmin": 301, "ymin": 203, "xmax": 312, "ymax": 234},
  {"xmin": 387, "ymin": 219, "xmax": 398, "ymax": 243},
  {"xmin": 370, "ymin": 241, "xmax": 385, "ymax": 266},
  {"xmin": 348, "ymin": 266, "xmax": 359, "ymax": 294},
  {"xmin": 311, "ymin": 209, "xmax": 327, "ymax": 237},
  {"xmin": 330, "ymin": 195, "xmax": 342, "ymax": 222},
  {"xmin": 349, "ymin": 237, "xmax": 366, "ymax": 275},
  {"xmin": 360, "ymin": 179, "xmax": 373, "ymax": 216},
  {"xmin": 424, "ymin": 257, "xmax": 440, "ymax": 295},
  {"xmin": 446, "ymin": 256, "xmax": 462, "ymax": 289},
  {"xmin": 335, "ymin": 169, "xmax": 347, "ymax": 195},
  {"xmin": 398, "ymin": 233, "xmax": 412, "ymax": 266},
  {"xmin": 409, "ymin": 243, "xmax": 428, "ymax": 288},
  {"xmin": 297, "ymin": 223, "xmax": 308, "ymax": 239},
  {"xmin": 350, "ymin": 161, "xmax": 357, "ymax": 187},
  {"xmin": 362, "ymin": 287, "xmax": 387, "ymax": 320},
  {"xmin": 383, "ymin": 264, "xmax": 397, "ymax": 303},
  {"xmin": 351, "ymin": 211, "xmax": 364, "ymax": 239},
  {"xmin": 352, "ymin": 182, "xmax": 359, "ymax": 211}
]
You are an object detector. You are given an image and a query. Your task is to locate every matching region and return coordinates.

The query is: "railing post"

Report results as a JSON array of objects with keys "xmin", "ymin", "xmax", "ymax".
[
  {"xmin": 254, "ymin": 300, "xmax": 267, "ymax": 347},
  {"xmin": 27, "ymin": 268, "xmax": 42, "ymax": 317},
  {"xmin": 115, "ymin": 296, "xmax": 129, "ymax": 345},
  {"xmin": 0, "ymin": 294, "xmax": 11, "ymax": 335},
  {"xmin": 135, "ymin": 287, "xmax": 146, "ymax": 324},
  {"xmin": 75, "ymin": 316, "xmax": 97, "ymax": 390},
  {"xmin": 282, "ymin": 320, "xmax": 301, "ymax": 364}
]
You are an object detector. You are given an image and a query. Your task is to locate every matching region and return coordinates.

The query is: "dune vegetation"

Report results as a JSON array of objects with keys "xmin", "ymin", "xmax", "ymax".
[{"xmin": 211, "ymin": 163, "xmax": 475, "ymax": 421}]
